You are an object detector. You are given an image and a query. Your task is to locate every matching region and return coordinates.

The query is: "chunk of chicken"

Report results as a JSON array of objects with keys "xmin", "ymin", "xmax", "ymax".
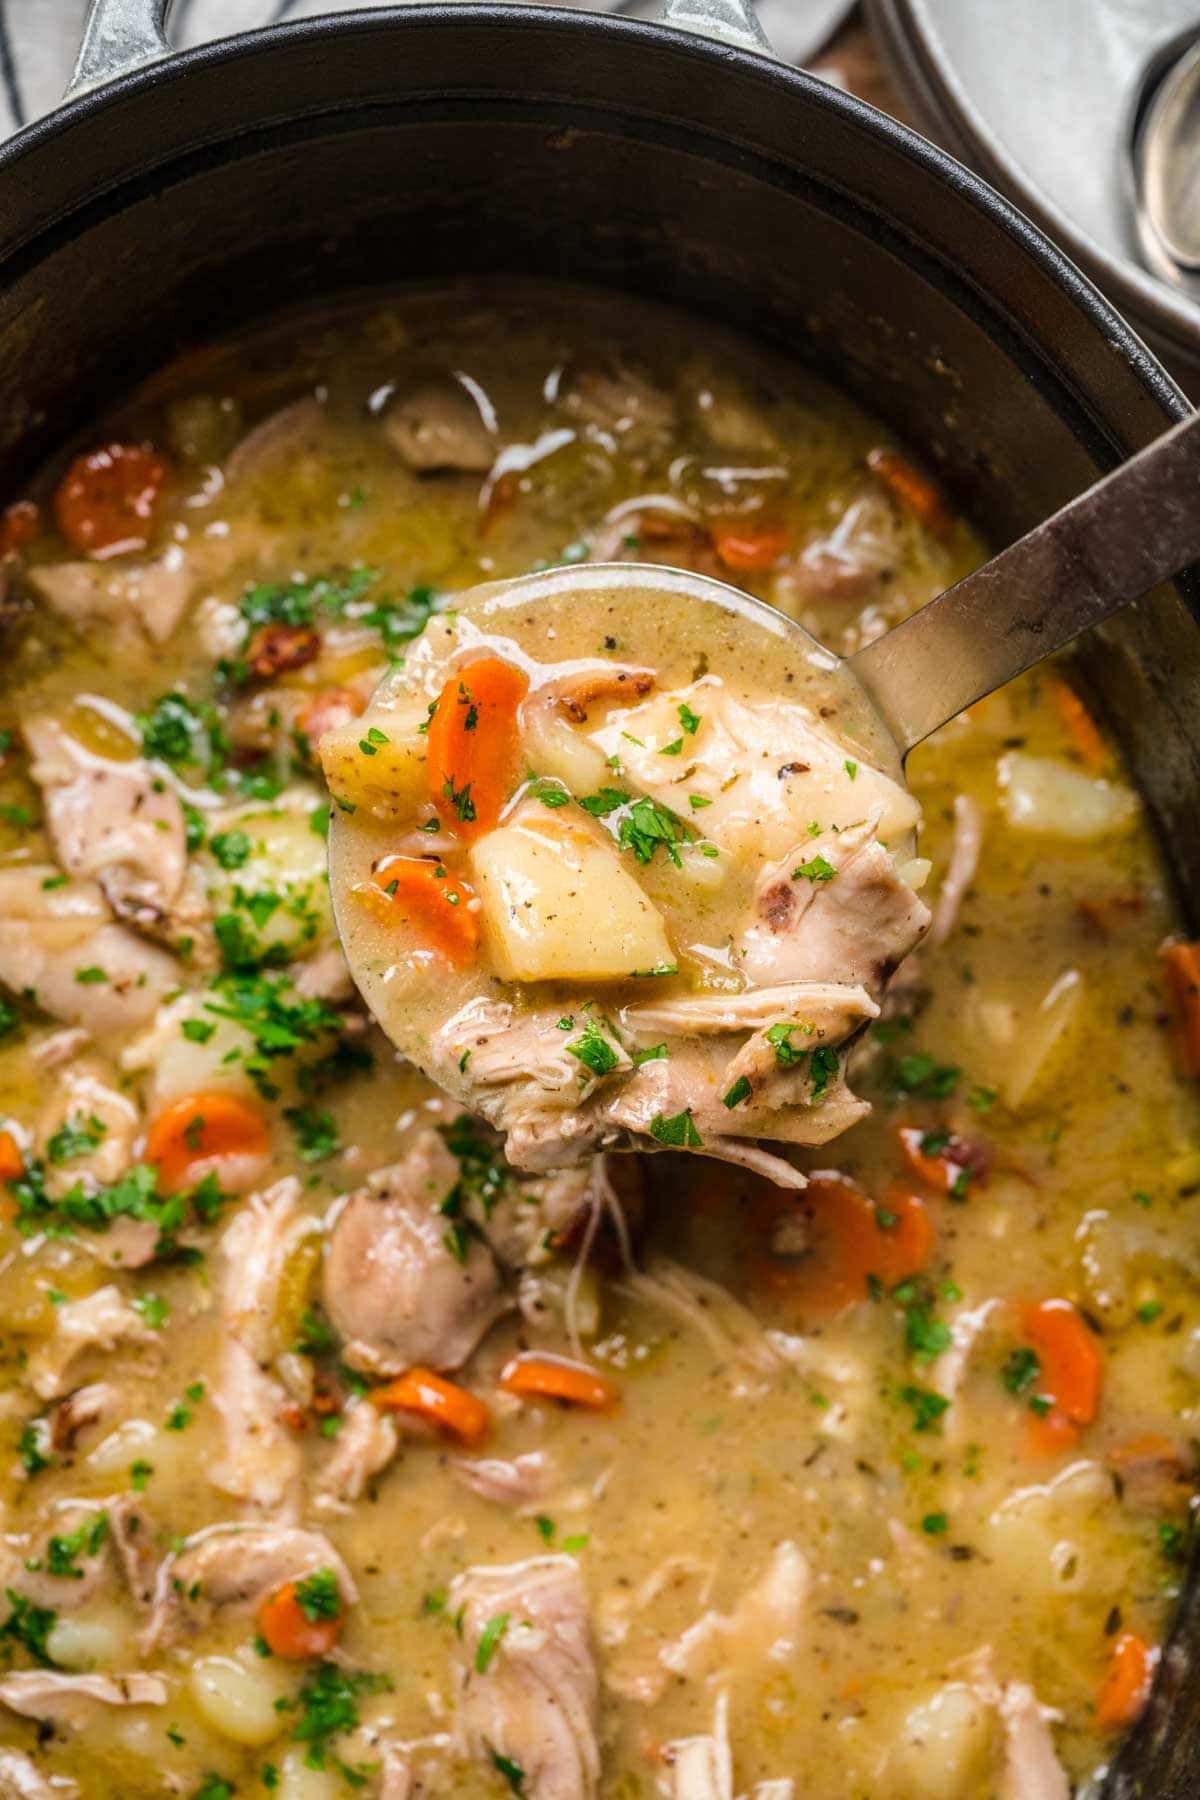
[
  {"xmin": 323, "ymin": 1132, "xmax": 506, "ymax": 1376},
  {"xmin": 558, "ymin": 358, "xmax": 676, "ymax": 453},
  {"xmin": 312, "ymin": 1397, "xmax": 398, "ymax": 1514},
  {"xmin": 928, "ymin": 793, "xmax": 984, "ymax": 949},
  {"xmin": 452, "ymin": 1451, "xmax": 555, "ymax": 1510},
  {"xmin": 0, "ymin": 867, "xmax": 178, "ymax": 1036},
  {"xmin": 737, "ymin": 818, "xmax": 930, "ymax": 995},
  {"xmin": 589, "ymin": 680, "xmax": 919, "ymax": 867},
  {"xmin": 659, "ymin": 1541, "xmax": 809, "ymax": 1681},
  {"xmin": 0, "ymin": 1493, "xmax": 158, "ymax": 1615},
  {"xmin": 662, "ymin": 1695, "xmax": 733, "ymax": 1800},
  {"xmin": 143, "ymin": 1523, "xmax": 356, "ymax": 1652},
  {"xmin": 995, "ymin": 1684, "xmax": 1069, "ymax": 1800},
  {"xmin": 23, "ymin": 716, "xmax": 187, "ymax": 926},
  {"xmin": 383, "ymin": 377, "xmax": 496, "ymax": 473},
  {"xmin": 0, "ymin": 1671, "xmax": 166, "ymax": 1729},
  {"xmin": 48, "ymin": 1381, "xmax": 121, "ymax": 1452},
  {"xmin": 27, "ymin": 548, "xmax": 192, "ymax": 645},
  {"xmin": 27, "ymin": 1286, "xmax": 161, "ymax": 1401},
  {"xmin": 451, "ymin": 1556, "xmax": 600, "ymax": 1800},
  {"xmin": 210, "ymin": 1179, "xmax": 315, "ymax": 1517}
]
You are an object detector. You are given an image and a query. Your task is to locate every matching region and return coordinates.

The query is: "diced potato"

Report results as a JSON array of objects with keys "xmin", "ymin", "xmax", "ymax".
[
  {"xmin": 46, "ymin": 1605, "xmax": 136, "ymax": 1671},
  {"xmin": 522, "ymin": 700, "xmax": 611, "ymax": 797},
  {"xmin": 319, "ymin": 706, "xmax": 429, "ymax": 818},
  {"xmin": 890, "ymin": 1683, "xmax": 993, "ymax": 1798},
  {"xmin": 203, "ymin": 807, "xmax": 333, "ymax": 964},
  {"xmin": 470, "ymin": 810, "xmax": 674, "ymax": 981},
  {"xmin": 189, "ymin": 1652, "xmax": 291, "ymax": 1746},
  {"xmin": 997, "ymin": 752, "xmax": 1136, "ymax": 840}
]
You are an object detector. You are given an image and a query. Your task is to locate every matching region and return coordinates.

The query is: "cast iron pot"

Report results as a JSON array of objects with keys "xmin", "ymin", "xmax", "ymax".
[{"xmin": 2, "ymin": 1, "xmax": 1197, "ymax": 1790}]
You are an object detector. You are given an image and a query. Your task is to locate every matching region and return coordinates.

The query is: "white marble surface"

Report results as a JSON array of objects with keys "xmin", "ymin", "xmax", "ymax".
[{"xmin": 0, "ymin": 0, "xmax": 840, "ymax": 136}]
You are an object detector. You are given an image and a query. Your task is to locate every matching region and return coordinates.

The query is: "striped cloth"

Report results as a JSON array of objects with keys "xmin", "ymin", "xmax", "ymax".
[{"xmin": 0, "ymin": 0, "xmax": 847, "ymax": 136}]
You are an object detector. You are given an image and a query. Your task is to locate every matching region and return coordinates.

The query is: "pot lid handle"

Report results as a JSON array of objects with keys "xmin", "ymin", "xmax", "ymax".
[
  {"xmin": 67, "ymin": 0, "xmax": 171, "ymax": 99},
  {"xmin": 657, "ymin": 0, "xmax": 776, "ymax": 57}
]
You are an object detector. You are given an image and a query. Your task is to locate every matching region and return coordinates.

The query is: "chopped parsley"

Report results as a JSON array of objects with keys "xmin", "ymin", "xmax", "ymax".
[
  {"xmin": 577, "ymin": 786, "xmax": 629, "ymax": 818},
  {"xmin": 191, "ymin": 1778, "xmax": 233, "ymax": 1800},
  {"xmin": 899, "ymin": 1385, "xmax": 950, "ymax": 1433},
  {"xmin": 279, "ymin": 1660, "xmax": 389, "ymax": 1771},
  {"xmin": 567, "ymin": 1021, "xmax": 621, "ymax": 1079},
  {"xmin": 18, "ymin": 1421, "xmax": 51, "ymax": 1477},
  {"xmin": 442, "ymin": 773, "xmax": 476, "ymax": 824},
  {"xmin": 649, "ymin": 1109, "xmax": 703, "ymax": 1149},
  {"xmin": 284, "ymin": 1105, "xmax": 339, "ymax": 1164},
  {"xmin": 678, "ymin": 701, "xmax": 701, "ymax": 735},
  {"xmin": 968, "ymin": 1084, "xmax": 998, "ymax": 1114},
  {"xmin": 894, "ymin": 1281, "xmax": 953, "ymax": 1364},
  {"xmin": 617, "ymin": 796, "xmax": 694, "ymax": 868},
  {"xmin": 475, "ymin": 1611, "xmax": 510, "ymax": 1673},
  {"xmin": 132, "ymin": 1294, "xmax": 169, "ymax": 1330},
  {"xmin": 633, "ymin": 1043, "xmax": 668, "ymax": 1066},
  {"xmin": 0, "ymin": 993, "xmax": 18, "ymax": 1040},
  {"xmin": 202, "ymin": 971, "xmax": 340, "ymax": 1099},
  {"xmin": 46, "ymin": 1113, "xmax": 107, "ymax": 1166},
  {"xmin": 791, "ymin": 854, "xmax": 835, "ymax": 883},
  {"xmin": 883, "ymin": 1054, "xmax": 962, "ymax": 1102},
  {"xmin": 74, "ymin": 966, "xmax": 108, "ymax": 985},
  {"xmin": 0, "ymin": 1587, "xmax": 57, "ymax": 1664},
  {"xmin": 295, "ymin": 1568, "xmax": 342, "ymax": 1623},
  {"xmin": 722, "ymin": 1075, "xmax": 753, "ymax": 1109},
  {"xmin": 440, "ymin": 1115, "xmax": 509, "ymax": 1219},
  {"xmin": 45, "ymin": 1512, "xmax": 108, "ymax": 1579},
  {"xmin": 137, "ymin": 692, "xmax": 229, "ymax": 774},
  {"xmin": 809, "ymin": 1046, "xmax": 839, "ymax": 1101},
  {"xmin": 492, "ymin": 1750, "xmax": 527, "ymax": 1794},
  {"xmin": 209, "ymin": 829, "xmax": 252, "ymax": 870},
  {"xmin": 295, "ymin": 1306, "xmax": 338, "ymax": 1358},
  {"xmin": 766, "ymin": 1021, "xmax": 815, "ymax": 1067},
  {"xmin": 921, "ymin": 1512, "xmax": 948, "ymax": 1535},
  {"xmin": 1002, "ymin": 1347, "xmax": 1041, "ymax": 1396},
  {"xmin": 130, "ymin": 1460, "xmax": 153, "ymax": 1492},
  {"xmin": 844, "ymin": 759, "xmax": 858, "ymax": 780}
]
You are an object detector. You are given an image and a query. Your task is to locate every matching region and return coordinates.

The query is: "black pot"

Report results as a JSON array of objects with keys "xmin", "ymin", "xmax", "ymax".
[{"xmin": 2, "ymin": 3, "xmax": 1196, "ymax": 1789}]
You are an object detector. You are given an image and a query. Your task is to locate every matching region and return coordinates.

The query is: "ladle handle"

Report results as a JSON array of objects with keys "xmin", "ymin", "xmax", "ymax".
[{"xmin": 847, "ymin": 407, "xmax": 1200, "ymax": 753}]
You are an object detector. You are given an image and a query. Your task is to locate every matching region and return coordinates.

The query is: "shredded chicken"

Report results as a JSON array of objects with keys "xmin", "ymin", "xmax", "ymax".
[
  {"xmin": 738, "ymin": 816, "xmax": 929, "ymax": 993},
  {"xmin": 659, "ymin": 1542, "xmax": 809, "ymax": 1682},
  {"xmin": 27, "ymin": 1286, "xmax": 161, "ymax": 1401},
  {"xmin": 210, "ymin": 1178, "xmax": 314, "ymax": 1517},
  {"xmin": 0, "ymin": 867, "xmax": 178, "ymax": 1036},
  {"xmin": 661, "ymin": 1694, "xmax": 733, "ymax": 1800},
  {"xmin": 143, "ymin": 1522, "xmax": 355, "ymax": 1652},
  {"xmin": 48, "ymin": 1381, "xmax": 121, "ymax": 1451},
  {"xmin": 928, "ymin": 793, "xmax": 984, "ymax": 948},
  {"xmin": 558, "ymin": 359, "xmax": 677, "ymax": 453},
  {"xmin": 323, "ymin": 1133, "xmax": 506, "ymax": 1376},
  {"xmin": 621, "ymin": 1257, "xmax": 781, "ymax": 1395},
  {"xmin": 0, "ymin": 1672, "xmax": 167, "ymax": 1729},
  {"xmin": 26, "ymin": 549, "xmax": 192, "ymax": 645},
  {"xmin": 312, "ymin": 1397, "xmax": 399, "ymax": 1514},
  {"xmin": 452, "ymin": 1451, "xmax": 555, "ymax": 1510},
  {"xmin": 34, "ymin": 1056, "xmax": 140, "ymax": 1211},
  {"xmin": 451, "ymin": 1556, "xmax": 600, "ymax": 1800},
  {"xmin": 23, "ymin": 717, "xmax": 188, "ymax": 928},
  {"xmin": 963, "ymin": 1649, "xmax": 1070, "ymax": 1800}
]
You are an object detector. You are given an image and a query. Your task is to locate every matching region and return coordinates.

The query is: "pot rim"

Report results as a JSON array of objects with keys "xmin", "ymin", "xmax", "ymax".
[{"xmin": 0, "ymin": 3, "xmax": 1186, "ymax": 431}]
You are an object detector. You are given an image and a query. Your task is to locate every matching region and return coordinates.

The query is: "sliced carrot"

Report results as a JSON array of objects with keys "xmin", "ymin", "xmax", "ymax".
[
  {"xmin": 143, "ymin": 1090, "xmax": 270, "ymax": 1195},
  {"xmin": 1096, "ymin": 1631, "xmax": 1156, "ymax": 1731},
  {"xmin": 296, "ymin": 685, "xmax": 364, "ymax": 746},
  {"xmin": 897, "ymin": 1125, "xmax": 987, "ymax": 1197},
  {"xmin": 750, "ymin": 1173, "xmax": 933, "ymax": 1320},
  {"xmin": 1022, "ymin": 1298, "xmax": 1103, "ymax": 1427},
  {"xmin": 0, "ymin": 499, "xmax": 38, "ymax": 557},
  {"xmin": 54, "ymin": 442, "xmax": 169, "ymax": 558},
  {"xmin": 0, "ymin": 1129, "xmax": 23, "ymax": 1184},
  {"xmin": 1053, "ymin": 676, "xmax": 1107, "ymax": 767},
  {"xmin": 711, "ymin": 520, "xmax": 790, "ymax": 573},
  {"xmin": 426, "ymin": 656, "xmax": 528, "ymax": 841},
  {"xmin": 867, "ymin": 445, "xmax": 952, "ymax": 541},
  {"xmin": 1025, "ymin": 1404, "xmax": 1081, "ymax": 1458},
  {"xmin": 499, "ymin": 1353, "xmax": 618, "ymax": 1410},
  {"xmin": 356, "ymin": 855, "xmax": 480, "ymax": 968},
  {"xmin": 256, "ymin": 1577, "xmax": 345, "ymax": 1660},
  {"xmin": 372, "ymin": 1366, "xmax": 490, "ymax": 1446},
  {"xmin": 1162, "ymin": 941, "xmax": 1200, "ymax": 1079}
]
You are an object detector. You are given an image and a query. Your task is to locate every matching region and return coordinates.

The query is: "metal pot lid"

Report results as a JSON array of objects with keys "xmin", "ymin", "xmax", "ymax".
[{"xmin": 866, "ymin": 0, "xmax": 1200, "ymax": 378}]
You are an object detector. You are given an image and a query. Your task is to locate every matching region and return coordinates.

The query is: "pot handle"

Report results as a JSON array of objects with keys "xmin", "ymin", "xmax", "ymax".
[
  {"xmin": 66, "ymin": 0, "xmax": 171, "ymax": 99},
  {"xmin": 656, "ymin": 0, "xmax": 774, "ymax": 56}
]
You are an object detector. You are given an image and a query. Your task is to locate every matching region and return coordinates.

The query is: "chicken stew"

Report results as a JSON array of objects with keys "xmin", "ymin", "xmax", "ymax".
[{"xmin": 0, "ymin": 285, "xmax": 1194, "ymax": 1800}]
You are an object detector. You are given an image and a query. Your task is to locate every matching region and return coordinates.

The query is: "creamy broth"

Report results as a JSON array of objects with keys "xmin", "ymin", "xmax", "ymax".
[{"xmin": 0, "ymin": 286, "xmax": 1193, "ymax": 1800}]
